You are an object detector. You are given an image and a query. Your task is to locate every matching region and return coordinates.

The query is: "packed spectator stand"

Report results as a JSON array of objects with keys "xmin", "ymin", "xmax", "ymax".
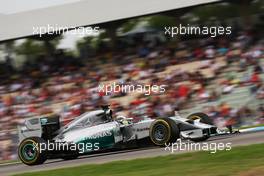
[{"xmin": 0, "ymin": 29, "xmax": 263, "ymax": 161}]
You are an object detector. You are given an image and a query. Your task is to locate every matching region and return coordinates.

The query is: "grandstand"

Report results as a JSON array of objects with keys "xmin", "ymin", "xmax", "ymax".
[
  {"xmin": 181, "ymin": 59, "xmax": 264, "ymax": 115},
  {"xmin": 0, "ymin": 0, "xmax": 263, "ymax": 162}
]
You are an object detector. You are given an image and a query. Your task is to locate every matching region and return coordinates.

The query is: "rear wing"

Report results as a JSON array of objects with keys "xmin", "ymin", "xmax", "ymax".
[{"xmin": 17, "ymin": 114, "xmax": 60, "ymax": 142}]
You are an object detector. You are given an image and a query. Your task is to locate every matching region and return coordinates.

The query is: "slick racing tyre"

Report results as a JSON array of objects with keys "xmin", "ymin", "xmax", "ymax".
[
  {"xmin": 18, "ymin": 137, "xmax": 47, "ymax": 165},
  {"xmin": 187, "ymin": 112, "xmax": 214, "ymax": 125},
  {"xmin": 150, "ymin": 118, "xmax": 180, "ymax": 146},
  {"xmin": 187, "ymin": 113, "xmax": 214, "ymax": 142}
]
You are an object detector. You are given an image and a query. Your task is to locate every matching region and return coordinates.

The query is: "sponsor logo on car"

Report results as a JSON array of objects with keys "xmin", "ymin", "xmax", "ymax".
[
  {"xmin": 85, "ymin": 131, "xmax": 113, "ymax": 140},
  {"xmin": 136, "ymin": 127, "xmax": 150, "ymax": 132}
]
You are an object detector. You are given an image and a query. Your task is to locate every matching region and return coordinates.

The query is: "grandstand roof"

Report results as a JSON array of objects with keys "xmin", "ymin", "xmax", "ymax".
[{"xmin": 0, "ymin": 0, "xmax": 219, "ymax": 42}]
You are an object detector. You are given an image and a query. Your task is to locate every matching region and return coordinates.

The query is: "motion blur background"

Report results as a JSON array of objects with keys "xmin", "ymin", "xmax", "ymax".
[{"xmin": 0, "ymin": 0, "xmax": 263, "ymax": 161}]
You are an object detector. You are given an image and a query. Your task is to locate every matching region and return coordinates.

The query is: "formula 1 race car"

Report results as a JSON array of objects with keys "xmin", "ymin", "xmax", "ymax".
[{"xmin": 17, "ymin": 106, "xmax": 218, "ymax": 165}]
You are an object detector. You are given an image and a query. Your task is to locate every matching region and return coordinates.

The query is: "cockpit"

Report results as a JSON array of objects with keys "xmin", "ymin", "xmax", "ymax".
[{"xmin": 62, "ymin": 108, "xmax": 113, "ymax": 132}]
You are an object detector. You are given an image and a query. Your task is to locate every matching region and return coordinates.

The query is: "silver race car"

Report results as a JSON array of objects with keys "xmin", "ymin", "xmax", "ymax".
[{"xmin": 17, "ymin": 106, "xmax": 217, "ymax": 165}]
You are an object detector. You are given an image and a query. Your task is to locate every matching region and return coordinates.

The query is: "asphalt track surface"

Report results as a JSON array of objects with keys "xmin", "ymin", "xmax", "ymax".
[{"xmin": 1, "ymin": 131, "xmax": 264, "ymax": 176}]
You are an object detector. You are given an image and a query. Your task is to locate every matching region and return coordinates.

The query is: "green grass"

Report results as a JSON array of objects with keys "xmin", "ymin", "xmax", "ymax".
[{"xmin": 14, "ymin": 143, "xmax": 264, "ymax": 176}]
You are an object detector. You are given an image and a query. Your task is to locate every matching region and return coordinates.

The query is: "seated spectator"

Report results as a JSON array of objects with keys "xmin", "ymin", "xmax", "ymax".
[
  {"xmin": 257, "ymin": 104, "xmax": 264, "ymax": 120},
  {"xmin": 222, "ymin": 83, "xmax": 235, "ymax": 94},
  {"xmin": 217, "ymin": 47, "xmax": 228, "ymax": 56},
  {"xmin": 205, "ymin": 46, "xmax": 215, "ymax": 59},
  {"xmin": 256, "ymin": 83, "xmax": 264, "ymax": 99},
  {"xmin": 218, "ymin": 102, "xmax": 231, "ymax": 118}
]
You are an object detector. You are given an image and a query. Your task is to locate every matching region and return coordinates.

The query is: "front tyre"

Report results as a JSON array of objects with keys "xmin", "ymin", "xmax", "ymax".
[
  {"xmin": 18, "ymin": 137, "xmax": 47, "ymax": 165},
  {"xmin": 187, "ymin": 113, "xmax": 214, "ymax": 142},
  {"xmin": 149, "ymin": 118, "xmax": 180, "ymax": 146},
  {"xmin": 187, "ymin": 113, "xmax": 214, "ymax": 125}
]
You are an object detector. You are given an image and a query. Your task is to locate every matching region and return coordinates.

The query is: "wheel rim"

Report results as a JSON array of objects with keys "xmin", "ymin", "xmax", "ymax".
[
  {"xmin": 22, "ymin": 143, "xmax": 36, "ymax": 160},
  {"xmin": 154, "ymin": 124, "xmax": 167, "ymax": 141}
]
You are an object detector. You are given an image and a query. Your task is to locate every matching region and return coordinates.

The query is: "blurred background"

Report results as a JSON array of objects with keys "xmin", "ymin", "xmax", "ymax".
[{"xmin": 0, "ymin": 0, "xmax": 263, "ymax": 161}]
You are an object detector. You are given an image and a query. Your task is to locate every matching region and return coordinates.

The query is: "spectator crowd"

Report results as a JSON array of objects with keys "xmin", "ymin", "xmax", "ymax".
[{"xmin": 0, "ymin": 28, "xmax": 263, "ymax": 160}]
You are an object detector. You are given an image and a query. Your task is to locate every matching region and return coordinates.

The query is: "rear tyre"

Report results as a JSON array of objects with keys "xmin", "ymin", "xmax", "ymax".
[
  {"xmin": 18, "ymin": 137, "xmax": 47, "ymax": 165},
  {"xmin": 149, "ymin": 118, "xmax": 180, "ymax": 146}
]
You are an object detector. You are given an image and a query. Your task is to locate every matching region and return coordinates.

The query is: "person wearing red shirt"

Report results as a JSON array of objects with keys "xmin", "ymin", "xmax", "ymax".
[
  {"xmin": 251, "ymin": 72, "xmax": 260, "ymax": 83},
  {"xmin": 178, "ymin": 84, "xmax": 189, "ymax": 98}
]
